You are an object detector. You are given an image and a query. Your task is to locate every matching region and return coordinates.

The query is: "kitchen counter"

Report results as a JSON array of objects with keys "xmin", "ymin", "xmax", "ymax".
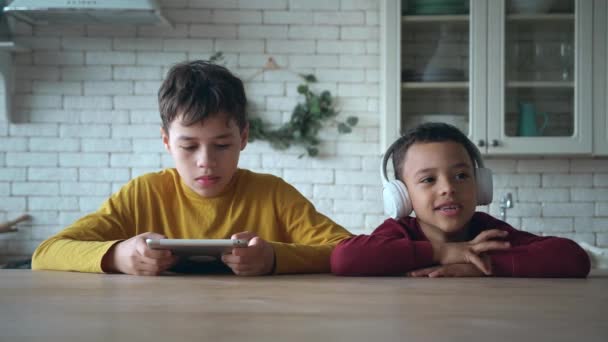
[{"xmin": 1, "ymin": 269, "xmax": 606, "ymax": 342}]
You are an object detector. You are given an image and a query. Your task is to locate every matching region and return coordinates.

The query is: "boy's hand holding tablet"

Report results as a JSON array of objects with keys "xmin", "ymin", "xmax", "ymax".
[
  {"xmin": 103, "ymin": 231, "xmax": 275, "ymax": 276},
  {"xmin": 221, "ymin": 232, "xmax": 276, "ymax": 276},
  {"xmin": 102, "ymin": 232, "xmax": 179, "ymax": 276}
]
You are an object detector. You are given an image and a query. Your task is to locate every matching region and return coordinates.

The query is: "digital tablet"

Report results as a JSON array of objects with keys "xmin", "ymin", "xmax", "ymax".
[{"xmin": 145, "ymin": 238, "xmax": 248, "ymax": 257}]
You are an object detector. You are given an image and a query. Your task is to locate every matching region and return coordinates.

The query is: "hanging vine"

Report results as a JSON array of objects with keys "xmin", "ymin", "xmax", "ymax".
[{"xmin": 210, "ymin": 52, "xmax": 358, "ymax": 157}]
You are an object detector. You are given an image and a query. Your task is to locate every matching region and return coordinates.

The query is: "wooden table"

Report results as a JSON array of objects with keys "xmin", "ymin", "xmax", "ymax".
[{"xmin": 1, "ymin": 270, "xmax": 606, "ymax": 342}]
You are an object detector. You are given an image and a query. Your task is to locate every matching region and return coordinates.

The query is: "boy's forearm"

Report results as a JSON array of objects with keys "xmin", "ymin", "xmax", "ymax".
[
  {"xmin": 489, "ymin": 237, "xmax": 590, "ymax": 277},
  {"xmin": 270, "ymin": 243, "xmax": 335, "ymax": 274},
  {"xmin": 100, "ymin": 242, "xmax": 122, "ymax": 273},
  {"xmin": 32, "ymin": 238, "xmax": 120, "ymax": 273},
  {"xmin": 331, "ymin": 235, "xmax": 435, "ymax": 276}
]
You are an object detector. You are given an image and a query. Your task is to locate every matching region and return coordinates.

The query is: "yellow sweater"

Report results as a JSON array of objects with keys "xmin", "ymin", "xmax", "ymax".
[{"xmin": 32, "ymin": 168, "xmax": 352, "ymax": 274}]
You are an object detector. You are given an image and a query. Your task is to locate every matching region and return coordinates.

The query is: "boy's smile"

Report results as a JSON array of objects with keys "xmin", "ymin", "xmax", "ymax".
[
  {"xmin": 400, "ymin": 141, "xmax": 478, "ymax": 241},
  {"xmin": 435, "ymin": 201, "xmax": 462, "ymax": 217},
  {"xmin": 162, "ymin": 112, "xmax": 248, "ymax": 198}
]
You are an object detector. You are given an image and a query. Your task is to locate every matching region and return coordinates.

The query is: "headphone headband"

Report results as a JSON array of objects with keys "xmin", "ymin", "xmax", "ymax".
[
  {"xmin": 381, "ymin": 135, "xmax": 485, "ymax": 185},
  {"xmin": 380, "ymin": 137, "xmax": 404, "ymax": 185},
  {"xmin": 466, "ymin": 139, "xmax": 485, "ymax": 169}
]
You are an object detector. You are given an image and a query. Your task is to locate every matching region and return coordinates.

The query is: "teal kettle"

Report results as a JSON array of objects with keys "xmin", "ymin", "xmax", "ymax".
[{"xmin": 518, "ymin": 103, "xmax": 548, "ymax": 136}]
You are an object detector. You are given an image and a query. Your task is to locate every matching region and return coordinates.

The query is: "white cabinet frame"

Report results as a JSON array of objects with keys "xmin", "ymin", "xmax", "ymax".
[{"xmin": 381, "ymin": 0, "xmax": 595, "ymax": 155}]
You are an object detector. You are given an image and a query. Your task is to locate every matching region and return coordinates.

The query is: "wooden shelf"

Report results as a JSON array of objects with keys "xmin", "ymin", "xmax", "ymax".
[
  {"xmin": 402, "ymin": 14, "xmax": 469, "ymax": 23},
  {"xmin": 401, "ymin": 81, "xmax": 573, "ymax": 89},
  {"xmin": 506, "ymin": 81, "xmax": 575, "ymax": 88},
  {"xmin": 506, "ymin": 13, "xmax": 574, "ymax": 21},
  {"xmin": 402, "ymin": 13, "xmax": 573, "ymax": 23},
  {"xmin": 402, "ymin": 82, "xmax": 469, "ymax": 89}
]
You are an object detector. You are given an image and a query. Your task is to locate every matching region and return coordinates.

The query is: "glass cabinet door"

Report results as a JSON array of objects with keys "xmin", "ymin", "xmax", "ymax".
[
  {"xmin": 400, "ymin": 0, "xmax": 478, "ymax": 137},
  {"xmin": 486, "ymin": 0, "xmax": 593, "ymax": 154}
]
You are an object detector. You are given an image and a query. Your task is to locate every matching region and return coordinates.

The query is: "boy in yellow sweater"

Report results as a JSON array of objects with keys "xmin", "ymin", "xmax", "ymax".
[{"xmin": 32, "ymin": 60, "xmax": 352, "ymax": 276}]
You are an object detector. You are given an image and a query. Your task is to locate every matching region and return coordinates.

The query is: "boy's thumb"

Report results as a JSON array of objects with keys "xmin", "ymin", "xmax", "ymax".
[
  {"xmin": 248, "ymin": 236, "xmax": 262, "ymax": 247},
  {"xmin": 142, "ymin": 232, "xmax": 166, "ymax": 240}
]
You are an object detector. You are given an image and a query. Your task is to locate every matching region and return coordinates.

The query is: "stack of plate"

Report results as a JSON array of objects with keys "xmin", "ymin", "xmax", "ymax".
[
  {"xmin": 405, "ymin": 0, "xmax": 469, "ymax": 15},
  {"xmin": 402, "ymin": 68, "xmax": 466, "ymax": 82},
  {"xmin": 509, "ymin": 0, "xmax": 554, "ymax": 14},
  {"xmin": 421, "ymin": 68, "xmax": 466, "ymax": 81},
  {"xmin": 401, "ymin": 69, "xmax": 425, "ymax": 81}
]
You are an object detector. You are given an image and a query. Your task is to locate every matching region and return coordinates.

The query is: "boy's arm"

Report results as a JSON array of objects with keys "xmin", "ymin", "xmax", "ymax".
[
  {"xmin": 32, "ymin": 192, "xmax": 133, "ymax": 273},
  {"xmin": 487, "ymin": 227, "xmax": 590, "ymax": 278},
  {"xmin": 331, "ymin": 219, "xmax": 436, "ymax": 276},
  {"xmin": 268, "ymin": 209, "xmax": 351, "ymax": 274},
  {"xmin": 268, "ymin": 181, "xmax": 352, "ymax": 274},
  {"xmin": 33, "ymin": 237, "xmax": 122, "ymax": 273}
]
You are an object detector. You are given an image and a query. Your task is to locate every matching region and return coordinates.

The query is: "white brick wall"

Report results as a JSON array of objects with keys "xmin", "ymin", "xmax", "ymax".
[{"xmin": 1, "ymin": 0, "xmax": 607, "ymax": 262}]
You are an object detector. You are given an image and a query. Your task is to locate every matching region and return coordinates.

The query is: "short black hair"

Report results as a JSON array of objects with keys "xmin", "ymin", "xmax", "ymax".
[
  {"xmin": 158, "ymin": 60, "xmax": 247, "ymax": 133},
  {"xmin": 392, "ymin": 122, "xmax": 480, "ymax": 180}
]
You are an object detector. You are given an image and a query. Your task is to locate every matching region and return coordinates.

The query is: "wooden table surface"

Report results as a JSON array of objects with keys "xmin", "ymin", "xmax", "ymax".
[{"xmin": 1, "ymin": 270, "xmax": 606, "ymax": 342}]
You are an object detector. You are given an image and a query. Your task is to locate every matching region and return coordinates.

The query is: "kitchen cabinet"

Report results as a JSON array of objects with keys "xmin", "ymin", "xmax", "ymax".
[
  {"xmin": 381, "ymin": 0, "xmax": 596, "ymax": 155},
  {"xmin": 594, "ymin": 0, "xmax": 608, "ymax": 155}
]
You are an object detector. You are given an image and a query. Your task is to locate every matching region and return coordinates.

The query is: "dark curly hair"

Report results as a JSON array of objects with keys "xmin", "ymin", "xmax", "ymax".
[{"xmin": 392, "ymin": 122, "xmax": 481, "ymax": 181}]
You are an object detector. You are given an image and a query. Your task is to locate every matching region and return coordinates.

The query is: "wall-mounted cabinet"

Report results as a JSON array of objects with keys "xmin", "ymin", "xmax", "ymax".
[
  {"xmin": 594, "ymin": 0, "xmax": 608, "ymax": 155},
  {"xmin": 382, "ymin": 0, "xmax": 602, "ymax": 155}
]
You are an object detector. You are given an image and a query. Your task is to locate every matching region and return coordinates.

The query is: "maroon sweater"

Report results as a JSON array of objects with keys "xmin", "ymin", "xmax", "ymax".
[{"xmin": 331, "ymin": 212, "xmax": 590, "ymax": 278}]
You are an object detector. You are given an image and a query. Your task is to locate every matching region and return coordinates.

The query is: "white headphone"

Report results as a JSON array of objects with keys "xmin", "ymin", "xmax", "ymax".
[{"xmin": 380, "ymin": 135, "xmax": 493, "ymax": 219}]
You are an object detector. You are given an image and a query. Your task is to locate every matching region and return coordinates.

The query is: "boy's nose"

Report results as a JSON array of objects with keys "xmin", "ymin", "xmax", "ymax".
[
  {"xmin": 438, "ymin": 178, "xmax": 456, "ymax": 195},
  {"xmin": 195, "ymin": 148, "xmax": 216, "ymax": 168}
]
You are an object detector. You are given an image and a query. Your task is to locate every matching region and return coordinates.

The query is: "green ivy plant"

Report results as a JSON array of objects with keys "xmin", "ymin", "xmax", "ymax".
[{"xmin": 209, "ymin": 52, "xmax": 358, "ymax": 157}]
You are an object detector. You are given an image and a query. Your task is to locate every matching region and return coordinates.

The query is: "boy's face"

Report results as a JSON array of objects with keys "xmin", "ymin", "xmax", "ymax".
[
  {"xmin": 162, "ymin": 112, "xmax": 248, "ymax": 198},
  {"xmin": 400, "ymin": 141, "xmax": 477, "ymax": 238}
]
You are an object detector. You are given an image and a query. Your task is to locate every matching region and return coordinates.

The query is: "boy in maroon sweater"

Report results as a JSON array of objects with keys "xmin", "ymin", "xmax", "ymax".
[{"xmin": 331, "ymin": 123, "xmax": 590, "ymax": 277}]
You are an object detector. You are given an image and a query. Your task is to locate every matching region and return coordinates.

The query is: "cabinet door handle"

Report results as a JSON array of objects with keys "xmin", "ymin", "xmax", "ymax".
[
  {"xmin": 478, "ymin": 140, "xmax": 485, "ymax": 147},
  {"xmin": 491, "ymin": 139, "xmax": 499, "ymax": 147}
]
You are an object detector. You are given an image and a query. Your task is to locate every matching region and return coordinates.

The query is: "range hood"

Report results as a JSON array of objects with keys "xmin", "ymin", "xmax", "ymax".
[
  {"xmin": 0, "ymin": 50, "xmax": 12, "ymax": 123},
  {"xmin": 0, "ymin": 0, "xmax": 18, "ymax": 50},
  {"xmin": 1, "ymin": 0, "xmax": 17, "ymax": 122},
  {"xmin": 3, "ymin": 0, "xmax": 171, "ymax": 26}
]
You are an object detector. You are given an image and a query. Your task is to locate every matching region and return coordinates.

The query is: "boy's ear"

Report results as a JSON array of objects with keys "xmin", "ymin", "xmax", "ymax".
[
  {"xmin": 239, "ymin": 123, "xmax": 249, "ymax": 151},
  {"xmin": 160, "ymin": 127, "xmax": 170, "ymax": 152}
]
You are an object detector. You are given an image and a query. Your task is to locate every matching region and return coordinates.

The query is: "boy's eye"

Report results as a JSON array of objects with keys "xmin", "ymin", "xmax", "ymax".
[
  {"xmin": 456, "ymin": 172, "xmax": 470, "ymax": 180},
  {"xmin": 180, "ymin": 145, "xmax": 197, "ymax": 151},
  {"xmin": 216, "ymin": 144, "xmax": 230, "ymax": 149},
  {"xmin": 420, "ymin": 177, "xmax": 435, "ymax": 184}
]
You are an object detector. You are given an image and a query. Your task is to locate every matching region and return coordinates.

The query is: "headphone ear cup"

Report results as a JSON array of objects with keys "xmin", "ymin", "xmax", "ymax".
[
  {"xmin": 383, "ymin": 180, "xmax": 412, "ymax": 219},
  {"xmin": 475, "ymin": 167, "xmax": 493, "ymax": 205}
]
